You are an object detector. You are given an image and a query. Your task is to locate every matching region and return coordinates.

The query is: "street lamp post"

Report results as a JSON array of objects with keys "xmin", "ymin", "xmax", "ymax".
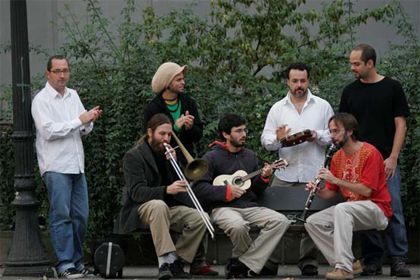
[{"xmin": 3, "ymin": 0, "xmax": 53, "ymax": 276}]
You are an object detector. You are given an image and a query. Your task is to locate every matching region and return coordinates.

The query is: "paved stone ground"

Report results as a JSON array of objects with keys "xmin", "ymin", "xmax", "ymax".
[{"xmin": 1, "ymin": 265, "xmax": 420, "ymax": 280}]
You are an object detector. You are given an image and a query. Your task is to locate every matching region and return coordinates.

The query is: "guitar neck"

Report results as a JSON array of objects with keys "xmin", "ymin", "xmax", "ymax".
[
  {"xmin": 242, "ymin": 169, "xmax": 262, "ymax": 181},
  {"xmin": 239, "ymin": 160, "xmax": 284, "ymax": 182}
]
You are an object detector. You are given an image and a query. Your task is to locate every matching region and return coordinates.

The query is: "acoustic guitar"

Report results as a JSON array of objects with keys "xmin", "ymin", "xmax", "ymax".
[{"xmin": 212, "ymin": 159, "xmax": 288, "ymax": 190}]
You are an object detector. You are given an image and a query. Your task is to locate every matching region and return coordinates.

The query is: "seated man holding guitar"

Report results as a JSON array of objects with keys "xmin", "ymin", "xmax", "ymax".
[{"xmin": 193, "ymin": 114, "xmax": 291, "ymax": 278}]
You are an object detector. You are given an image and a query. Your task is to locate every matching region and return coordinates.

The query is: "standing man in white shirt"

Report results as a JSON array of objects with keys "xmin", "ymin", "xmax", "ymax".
[
  {"xmin": 260, "ymin": 62, "xmax": 334, "ymax": 276},
  {"xmin": 31, "ymin": 55, "xmax": 102, "ymax": 279}
]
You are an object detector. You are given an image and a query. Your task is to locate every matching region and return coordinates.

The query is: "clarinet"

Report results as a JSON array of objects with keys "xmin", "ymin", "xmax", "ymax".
[{"xmin": 298, "ymin": 143, "xmax": 337, "ymax": 222}]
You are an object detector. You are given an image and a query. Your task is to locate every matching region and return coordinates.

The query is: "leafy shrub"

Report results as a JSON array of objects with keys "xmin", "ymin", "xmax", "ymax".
[{"xmin": 0, "ymin": 125, "xmax": 14, "ymax": 229}]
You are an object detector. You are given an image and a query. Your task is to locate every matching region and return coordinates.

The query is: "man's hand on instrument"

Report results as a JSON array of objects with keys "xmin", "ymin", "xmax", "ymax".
[
  {"xmin": 230, "ymin": 184, "xmax": 246, "ymax": 199},
  {"xmin": 307, "ymin": 130, "xmax": 317, "ymax": 142},
  {"xmin": 276, "ymin": 125, "xmax": 291, "ymax": 141},
  {"xmin": 318, "ymin": 167, "xmax": 337, "ymax": 184},
  {"xmin": 384, "ymin": 156, "xmax": 397, "ymax": 179},
  {"xmin": 305, "ymin": 181, "xmax": 318, "ymax": 192},
  {"xmin": 166, "ymin": 180, "xmax": 187, "ymax": 195},
  {"xmin": 261, "ymin": 163, "xmax": 273, "ymax": 178},
  {"xmin": 164, "ymin": 143, "xmax": 177, "ymax": 161}
]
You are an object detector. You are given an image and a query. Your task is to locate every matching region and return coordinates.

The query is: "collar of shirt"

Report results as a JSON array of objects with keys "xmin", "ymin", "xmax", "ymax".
[
  {"xmin": 283, "ymin": 89, "xmax": 315, "ymax": 109},
  {"xmin": 46, "ymin": 81, "xmax": 71, "ymax": 99}
]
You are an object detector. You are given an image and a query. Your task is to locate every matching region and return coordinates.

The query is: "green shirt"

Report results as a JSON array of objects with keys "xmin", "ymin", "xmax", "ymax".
[{"xmin": 167, "ymin": 101, "xmax": 182, "ymax": 133}]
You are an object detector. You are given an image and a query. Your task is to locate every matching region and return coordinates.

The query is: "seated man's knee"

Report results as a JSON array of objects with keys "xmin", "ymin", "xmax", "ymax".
[
  {"xmin": 142, "ymin": 200, "xmax": 170, "ymax": 220},
  {"xmin": 305, "ymin": 213, "xmax": 319, "ymax": 228},
  {"xmin": 334, "ymin": 203, "xmax": 352, "ymax": 217},
  {"xmin": 267, "ymin": 212, "xmax": 291, "ymax": 229},
  {"xmin": 148, "ymin": 199, "xmax": 169, "ymax": 209},
  {"xmin": 227, "ymin": 221, "xmax": 249, "ymax": 236}
]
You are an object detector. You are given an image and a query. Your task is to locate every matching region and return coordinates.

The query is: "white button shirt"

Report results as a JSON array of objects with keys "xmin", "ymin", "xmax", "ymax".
[
  {"xmin": 31, "ymin": 82, "xmax": 93, "ymax": 175},
  {"xmin": 261, "ymin": 90, "xmax": 334, "ymax": 182}
]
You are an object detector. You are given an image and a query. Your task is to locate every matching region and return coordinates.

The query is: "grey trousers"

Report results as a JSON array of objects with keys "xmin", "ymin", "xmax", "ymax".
[
  {"xmin": 211, "ymin": 206, "xmax": 291, "ymax": 274},
  {"xmin": 138, "ymin": 200, "xmax": 207, "ymax": 263},
  {"xmin": 268, "ymin": 177, "xmax": 319, "ymax": 270},
  {"xmin": 304, "ymin": 200, "xmax": 388, "ymax": 272}
]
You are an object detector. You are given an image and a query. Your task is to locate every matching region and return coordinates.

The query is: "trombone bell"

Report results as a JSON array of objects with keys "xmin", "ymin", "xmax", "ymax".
[
  {"xmin": 184, "ymin": 159, "xmax": 208, "ymax": 181},
  {"xmin": 170, "ymin": 132, "xmax": 208, "ymax": 181}
]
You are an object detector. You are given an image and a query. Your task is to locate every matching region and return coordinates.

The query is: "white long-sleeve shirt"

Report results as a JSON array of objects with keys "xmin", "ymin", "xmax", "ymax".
[
  {"xmin": 261, "ymin": 90, "xmax": 334, "ymax": 182},
  {"xmin": 31, "ymin": 82, "xmax": 93, "ymax": 175}
]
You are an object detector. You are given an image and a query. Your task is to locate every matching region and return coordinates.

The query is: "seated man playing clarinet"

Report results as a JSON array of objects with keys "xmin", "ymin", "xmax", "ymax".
[
  {"xmin": 115, "ymin": 113, "xmax": 217, "ymax": 279},
  {"xmin": 305, "ymin": 113, "xmax": 392, "ymax": 280},
  {"xmin": 194, "ymin": 114, "xmax": 291, "ymax": 278}
]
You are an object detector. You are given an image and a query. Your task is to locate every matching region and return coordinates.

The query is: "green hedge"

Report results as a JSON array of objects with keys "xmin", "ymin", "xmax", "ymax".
[{"xmin": 0, "ymin": 0, "xmax": 419, "ymax": 248}]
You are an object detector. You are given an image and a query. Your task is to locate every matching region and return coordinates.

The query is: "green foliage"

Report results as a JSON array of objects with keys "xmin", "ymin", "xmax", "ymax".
[
  {"xmin": 379, "ymin": 18, "xmax": 420, "ymax": 226},
  {"xmin": 0, "ymin": 86, "xmax": 12, "ymax": 121},
  {"xmin": 0, "ymin": 126, "xmax": 14, "ymax": 229},
  {"xmin": 1, "ymin": 0, "xmax": 419, "ymax": 247}
]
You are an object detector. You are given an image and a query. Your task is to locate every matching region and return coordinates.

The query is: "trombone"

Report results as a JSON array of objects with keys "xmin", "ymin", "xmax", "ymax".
[{"xmin": 164, "ymin": 134, "xmax": 215, "ymax": 239}]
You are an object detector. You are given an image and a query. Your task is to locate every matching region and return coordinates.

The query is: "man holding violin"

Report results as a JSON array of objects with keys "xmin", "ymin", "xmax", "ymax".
[
  {"xmin": 115, "ymin": 113, "xmax": 217, "ymax": 279},
  {"xmin": 261, "ymin": 62, "xmax": 334, "ymax": 276}
]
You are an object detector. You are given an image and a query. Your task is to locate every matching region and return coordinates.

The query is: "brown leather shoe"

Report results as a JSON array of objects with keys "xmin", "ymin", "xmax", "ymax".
[
  {"xmin": 326, "ymin": 268, "xmax": 354, "ymax": 280},
  {"xmin": 352, "ymin": 260, "xmax": 362, "ymax": 275}
]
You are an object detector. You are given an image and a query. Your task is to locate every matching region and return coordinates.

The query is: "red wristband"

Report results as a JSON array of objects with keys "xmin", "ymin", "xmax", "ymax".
[
  {"xmin": 225, "ymin": 184, "xmax": 233, "ymax": 202},
  {"xmin": 260, "ymin": 175, "xmax": 270, "ymax": 183}
]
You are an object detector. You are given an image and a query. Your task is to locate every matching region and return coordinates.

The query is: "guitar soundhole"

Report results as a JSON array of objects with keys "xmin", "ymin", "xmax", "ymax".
[{"xmin": 233, "ymin": 177, "xmax": 244, "ymax": 187}]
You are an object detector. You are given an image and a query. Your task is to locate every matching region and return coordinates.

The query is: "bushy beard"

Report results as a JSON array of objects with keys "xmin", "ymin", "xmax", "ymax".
[{"xmin": 150, "ymin": 138, "xmax": 165, "ymax": 155}]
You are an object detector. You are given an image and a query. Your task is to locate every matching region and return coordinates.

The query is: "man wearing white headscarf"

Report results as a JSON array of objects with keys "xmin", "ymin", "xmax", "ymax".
[{"xmin": 144, "ymin": 62, "xmax": 203, "ymax": 166}]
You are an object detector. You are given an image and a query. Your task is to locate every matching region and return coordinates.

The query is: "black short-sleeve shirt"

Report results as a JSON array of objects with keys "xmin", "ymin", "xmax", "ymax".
[{"xmin": 339, "ymin": 77, "xmax": 410, "ymax": 159}]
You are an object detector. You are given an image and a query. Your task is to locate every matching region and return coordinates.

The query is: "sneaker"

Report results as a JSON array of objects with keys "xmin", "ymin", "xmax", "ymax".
[
  {"xmin": 352, "ymin": 260, "xmax": 362, "ymax": 275},
  {"xmin": 301, "ymin": 264, "xmax": 318, "ymax": 276},
  {"xmin": 78, "ymin": 267, "xmax": 96, "ymax": 277},
  {"xmin": 391, "ymin": 259, "xmax": 411, "ymax": 277},
  {"xmin": 169, "ymin": 260, "xmax": 191, "ymax": 279},
  {"xmin": 159, "ymin": 263, "xmax": 173, "ymax": 280},
  {"xmin": 58, "ymin": 268, "xmax": 84, "ymax": 279},
  {"xmin": 361, "ymin": 262, "xmax": 382, "ymax": 276},
  {"xmin": 326, "ymin": 268, "xmax": 353, "ymax": 280},
  {"xmin": 190, "ymin": 262, "xmax": 219, "ymax": 276}
]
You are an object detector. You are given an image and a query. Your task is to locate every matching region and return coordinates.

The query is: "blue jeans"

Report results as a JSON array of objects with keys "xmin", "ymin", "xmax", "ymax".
[
  {"xmin": 43, "ymin": 172, "xmax": 89, "ymax": 273},
  {"xmin": 361, "ymin": 165, "xmax": 408, "ymax": 264}
]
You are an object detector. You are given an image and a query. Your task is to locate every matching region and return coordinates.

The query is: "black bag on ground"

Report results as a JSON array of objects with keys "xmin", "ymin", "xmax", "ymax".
[{"xmin": 93, "ymin": 241, "xmax": 125, "ymax": 278}]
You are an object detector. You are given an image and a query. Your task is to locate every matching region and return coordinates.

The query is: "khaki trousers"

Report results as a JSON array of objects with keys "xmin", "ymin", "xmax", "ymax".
[
  {"xmin": 138, "ymin": 200, "xmax": 207, "ymax": 263},
  {"xmin": 211, "ymin": 206, "xmax": 291, "ymax": 273},
  {"xmin": 304, "ymin": 200, "xmax": 388, "ymax": 272},
  {"xmin": 269, "ymin": 177, "xmax": 319, "ymax": 270}
]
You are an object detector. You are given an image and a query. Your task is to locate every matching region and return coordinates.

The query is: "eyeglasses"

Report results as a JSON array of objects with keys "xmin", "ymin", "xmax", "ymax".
[
  {"xmin": 49, "ymin": 68, "xmax": 70, "ymax": 74},
  {"xmin": 231, "ymin": 128, "xmax": 248, "ymax": 134}
]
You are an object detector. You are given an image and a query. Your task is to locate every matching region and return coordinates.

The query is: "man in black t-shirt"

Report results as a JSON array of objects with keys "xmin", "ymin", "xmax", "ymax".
[{"xmin": 339, "ymin": 43, "xmax": 410, "ymax": 277}]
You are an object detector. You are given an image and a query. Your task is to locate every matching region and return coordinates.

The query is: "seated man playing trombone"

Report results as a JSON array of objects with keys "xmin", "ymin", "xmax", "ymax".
[
  {"xmin": 115, "ymin": 113, "xmax": 217, "ymax": 279},
  {"xmin": 193, "ymin": 114, "xmax": 292, "ymax": 278}
]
